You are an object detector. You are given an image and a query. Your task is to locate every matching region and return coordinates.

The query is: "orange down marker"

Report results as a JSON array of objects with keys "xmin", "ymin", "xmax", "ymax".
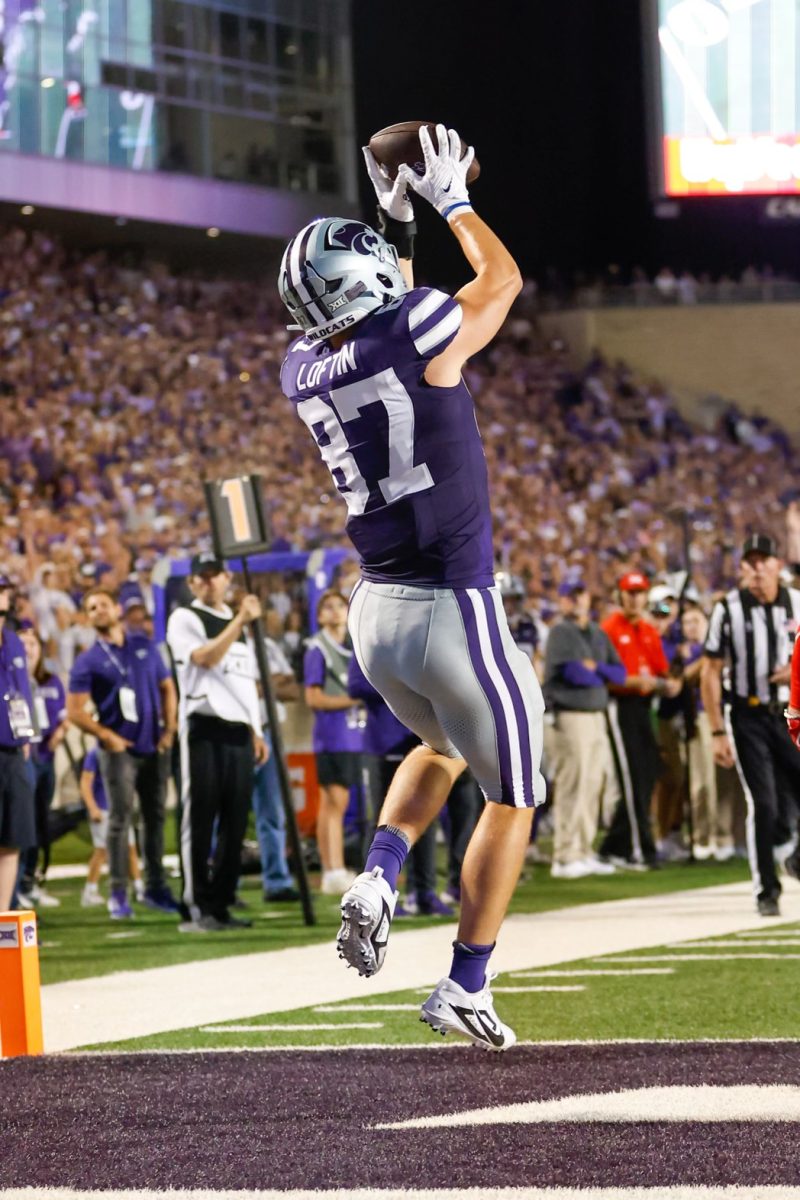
[{"xmin": 0, "ymin": 910, "xmax": 44, "ymax": 1057}]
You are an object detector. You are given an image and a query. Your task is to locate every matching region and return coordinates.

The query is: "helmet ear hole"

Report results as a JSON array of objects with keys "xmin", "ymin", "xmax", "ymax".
[{"xmin": 376, "ymin": 273, "xmax": 393, "ymax": 288}]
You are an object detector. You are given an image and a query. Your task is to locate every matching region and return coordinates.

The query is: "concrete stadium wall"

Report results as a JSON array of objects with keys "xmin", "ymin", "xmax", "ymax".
[{"xmin": 538, "ymin": 305, "xmax": 800, "ymax": 436}]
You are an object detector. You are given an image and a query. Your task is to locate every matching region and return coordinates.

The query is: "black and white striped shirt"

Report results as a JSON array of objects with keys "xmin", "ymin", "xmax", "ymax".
[{"xmin": 705, "ymin": 586, "xmax": 800, "ymax": 705}]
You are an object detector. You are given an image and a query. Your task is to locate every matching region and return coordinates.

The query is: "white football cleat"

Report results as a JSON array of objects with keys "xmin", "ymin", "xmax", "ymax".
[
  {"xmin": 420, "ymin": 973, "xmax": 516, "ymax": 1051},
  {"xmin": 336, "ymin": 867, "xmax": 397, "ymax": 977}
]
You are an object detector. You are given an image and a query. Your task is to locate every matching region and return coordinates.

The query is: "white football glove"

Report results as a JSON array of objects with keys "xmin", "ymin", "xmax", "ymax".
[
  {"xmin": 362, "ymin": 146, "xmax": 414, "ymax": 223},
  {"xmin": 398, "ymin": 124, "xmax": 474, "ymax": 222}
]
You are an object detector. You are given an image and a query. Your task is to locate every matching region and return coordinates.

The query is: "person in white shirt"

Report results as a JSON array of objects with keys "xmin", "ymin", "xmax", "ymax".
[{"xmin": 166, "ymin": 552, "xmax": 267, "ymax": 932}]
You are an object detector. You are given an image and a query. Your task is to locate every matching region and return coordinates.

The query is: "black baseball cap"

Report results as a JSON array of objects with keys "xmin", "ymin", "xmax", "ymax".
[
  {"xmin": 190, "ymin": 551, "xmax": 225, "ymax": 576},
  {"xmin": 742, "ymin": 533, "xmax": 778, "ymax": 560}
]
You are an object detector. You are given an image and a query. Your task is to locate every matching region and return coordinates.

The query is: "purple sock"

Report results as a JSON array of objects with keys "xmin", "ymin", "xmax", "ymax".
[
  {"xmin": 364, "ymin": 825, "xmax": 410, "ymax": 893},
  {"xmin": 449, "ymin": 940, "xmax": 495, "ymax": 994}
]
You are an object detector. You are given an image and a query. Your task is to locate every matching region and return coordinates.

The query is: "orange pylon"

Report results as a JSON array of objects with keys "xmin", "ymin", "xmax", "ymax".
[{"xmin": 0, "ymin": 910, "xmax": 44, "ymax": 1057}]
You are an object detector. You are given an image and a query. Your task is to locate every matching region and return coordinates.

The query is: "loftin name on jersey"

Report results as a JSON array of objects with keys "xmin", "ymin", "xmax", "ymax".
[{"xmin": 296, "ymin": 341, "xmax": 358, "ymax": 391}]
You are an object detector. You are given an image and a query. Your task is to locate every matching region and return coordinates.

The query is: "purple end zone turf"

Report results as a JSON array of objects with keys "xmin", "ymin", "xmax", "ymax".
[{"xmin": 0, "ymin": 1043, "xmax": 798, "ymax": 1190}]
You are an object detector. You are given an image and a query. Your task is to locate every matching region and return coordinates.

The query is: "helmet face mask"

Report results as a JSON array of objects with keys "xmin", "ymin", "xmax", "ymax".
[{"xmin": 279, "ymin": 218, "xmax": 407, "ymax": 343}]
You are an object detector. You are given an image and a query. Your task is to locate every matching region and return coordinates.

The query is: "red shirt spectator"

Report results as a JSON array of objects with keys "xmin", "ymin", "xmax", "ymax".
[{"xmin": 602, "ymin": 571, "xmax": 670, "ymax": 697}]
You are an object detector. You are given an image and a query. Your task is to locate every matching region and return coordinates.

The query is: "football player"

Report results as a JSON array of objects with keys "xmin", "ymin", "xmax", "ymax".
[{"xmin": 278, "ymin": 125, "xmax": 546, "ymax": 1050}]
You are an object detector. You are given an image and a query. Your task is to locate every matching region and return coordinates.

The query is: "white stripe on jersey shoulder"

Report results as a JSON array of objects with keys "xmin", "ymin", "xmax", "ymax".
[
  {"xmin": 408, "ymin": 288, "xmax": 452, "ymax": 330},
  {"xmin": 413, "ymin": 305, "xmax": 463, "ymax": 356}
]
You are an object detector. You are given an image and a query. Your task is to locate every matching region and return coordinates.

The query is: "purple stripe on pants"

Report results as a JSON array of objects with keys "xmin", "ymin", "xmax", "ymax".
[
  {"xmin": 454, "ymin": 590, "xmax": 515, "ymax": 804},
  {"xmin": 480, "ymin": 589, "xmax": 535, "ymax": 806}
]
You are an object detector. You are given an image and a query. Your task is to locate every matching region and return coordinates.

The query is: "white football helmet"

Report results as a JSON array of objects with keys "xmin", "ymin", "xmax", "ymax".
[{"xmin": 278, "ymin": 217, "xmax": 407, "ymax": 344}]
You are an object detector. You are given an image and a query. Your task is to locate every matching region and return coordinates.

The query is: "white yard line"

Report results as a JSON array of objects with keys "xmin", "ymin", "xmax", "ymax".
[
  {"xmin": 314, "ymin": 1004, "xmax": 422, "ymax": 1013},
  {"xmin": 39, "ymin": 881, "xmax": 800, "ymax": 1052},
  {"xmin": 671, "ymin": 939, "xmax": 800, "ymax": 948},
  {"xmin": 198, "ymin": 1022, "xmax": 384, "ymax": 1033},
  {"xmin": 602, "ymin": 954, "xmax": 800, "ymax": 962},
  {"xmin": 490, "ymin": 985, "xmax": 586, "ymax": 993}
]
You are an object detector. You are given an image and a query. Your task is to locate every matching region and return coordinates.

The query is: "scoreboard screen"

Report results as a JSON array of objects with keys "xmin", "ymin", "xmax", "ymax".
[{"xmin": 653, "ymin": 0, "xmax": 800, "ymax": 196}]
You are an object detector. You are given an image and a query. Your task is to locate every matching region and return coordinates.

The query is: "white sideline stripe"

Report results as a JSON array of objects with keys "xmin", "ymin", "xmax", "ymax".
[
  {"xmin": 314, "ymin": 1004, "xmax": 420, "ymax": 1012},
  {"xmin": 602, "ymin": 954, "xmax": 800, "ymax": 962},
  {"xmin": 64, "ymin": 1036, "xmax": 800, "ymax": 1057},
  {"xmin": 5, "ymin": 1187, "xmax": 800, "ymax": 1199},
  {"xmin": 39, "ymin": 881, "xmax": 800, "ymax": 1051},
  {"xmin": 198, "ymin": 1022, "xmax": 384, "ymax": 1033},
  {"xmin": 106, "ymin": 931, "xmax": 142, "ymax": 940},
  {"xmin": 510, "ymin": 968, "xmax": 675, "ymax": 977}
]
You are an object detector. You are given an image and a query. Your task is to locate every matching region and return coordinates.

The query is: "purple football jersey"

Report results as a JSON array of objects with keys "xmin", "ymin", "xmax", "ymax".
[{"xmin": 281, "ymin": 287, "xmax": 494, "ymax": 588}]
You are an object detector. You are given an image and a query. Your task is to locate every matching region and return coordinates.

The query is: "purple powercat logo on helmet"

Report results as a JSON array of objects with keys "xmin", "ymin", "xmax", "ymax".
[{"xmin": 324, "ymin": 222, "xmax": 381, "ymax": 256}]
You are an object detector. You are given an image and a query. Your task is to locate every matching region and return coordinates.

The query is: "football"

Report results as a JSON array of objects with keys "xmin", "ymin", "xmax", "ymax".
[{"xmin": 368, "ymin": 120, "xmax": 481, "ymax": 183}]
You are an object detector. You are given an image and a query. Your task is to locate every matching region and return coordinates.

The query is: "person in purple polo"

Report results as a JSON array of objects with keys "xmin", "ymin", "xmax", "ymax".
[
  {"xmin": 0, "ymin": 574, "xmax": 36, "ymax": 912},
  {"xmin": 67, "ymin": 586, "xmax": 178, "ymax": 919}
]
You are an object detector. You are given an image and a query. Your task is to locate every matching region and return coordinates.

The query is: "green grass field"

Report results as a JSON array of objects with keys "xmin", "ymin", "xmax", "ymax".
[
  {"xmin": 36, "ymin": 855, "xmax": 752, "ymax": 986},
  {"xmin": 87, "ymin": 921, "xmax": 800, "ymax": 1052}
]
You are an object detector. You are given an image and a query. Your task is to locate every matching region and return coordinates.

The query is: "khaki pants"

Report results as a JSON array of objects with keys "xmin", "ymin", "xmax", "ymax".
[
  {"xmin": 653, "ymin": 713, "xmax": 720, "ymax": 848},
  {"xmin": 546, "ymin": 710, "xmax": 613, "ymax": 864},
  {"xmin": 688, "ymin": 711, "xmax": 718, "ymax": 847}
]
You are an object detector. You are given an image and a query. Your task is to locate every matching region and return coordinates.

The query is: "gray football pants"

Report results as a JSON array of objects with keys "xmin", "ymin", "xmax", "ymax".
[{"xmin": 348, "ymin": 581, "xmax": 546, "ymax": 808}]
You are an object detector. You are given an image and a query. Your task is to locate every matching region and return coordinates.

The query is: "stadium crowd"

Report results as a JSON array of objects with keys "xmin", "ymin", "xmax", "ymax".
[{"xmin": 0, "ymin": 225, "xmax": 798, "ymax": 919}]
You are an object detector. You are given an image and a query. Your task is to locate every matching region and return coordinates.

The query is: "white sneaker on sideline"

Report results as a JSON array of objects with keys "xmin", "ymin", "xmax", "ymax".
[
  {"xmin": 420, "ymin": 973, "xmax": 516, "ymax": 1051},
  {"xmin": 551, "ymin": 859, "xmax": 593, "ymax": 880},
  {"xmin": 336, "ymin": 867, "xmax": 397, "ymax": 977},
  {"xmin": 581, "ymin": 855, "xmax": 616, "ymax": 876},
  {"xmin": 775, "ymin": 838, "xmax": 798, "ymax": 866},
  {"xmin": 524, "ymin": 843, "xmax": 551, "ymax": 866},
  {"xmin": 713, "ymin": 844, "xmax": 735, "ymax": 862},
  {"xmin": 36, "ymin": 887, "xmax": 61, "ymax": 908},
  {"xmin": 691, "ymin": 843, "xmax": 714, "ymax": 861},
  {"xmin": 81, "ymin": 885, "xmax": 105, "ymax": 908},
  {"xmin": 321, "ymin": 868, "xmax": 357, "ymax": 895}
]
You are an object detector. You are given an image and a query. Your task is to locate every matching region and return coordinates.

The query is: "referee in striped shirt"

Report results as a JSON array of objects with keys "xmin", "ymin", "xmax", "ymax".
[{"xmin": 701, "ymin": 533, "xmax": 800, "ymax": 916}]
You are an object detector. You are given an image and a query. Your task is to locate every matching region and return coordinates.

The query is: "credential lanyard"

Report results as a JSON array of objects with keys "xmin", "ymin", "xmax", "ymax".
[{"xmin": 100, "ymin": 639, "xmax": 128, "ymax": 679}]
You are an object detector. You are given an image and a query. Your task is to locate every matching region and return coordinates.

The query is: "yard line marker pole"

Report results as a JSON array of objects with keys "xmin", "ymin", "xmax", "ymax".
[{"xmin": 0, "ymin": 910, "xmax": 44, "ymax": 1057}]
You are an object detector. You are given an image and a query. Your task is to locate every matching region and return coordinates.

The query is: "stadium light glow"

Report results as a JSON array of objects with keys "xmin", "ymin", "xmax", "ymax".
[
  {"xmin": 40, "ymin": 77, "xmax": 56, "ymax": 89},
  {"xmin": 20, "ymin": 205, "xmax": 34, "ymax": 215},
  {"xmin": 206, "ymin": 226, "xmax": 220, "ymax": 238},
  {"xmin": 239, "ymin": 371, "xmax": 250, "ymax": 383}
]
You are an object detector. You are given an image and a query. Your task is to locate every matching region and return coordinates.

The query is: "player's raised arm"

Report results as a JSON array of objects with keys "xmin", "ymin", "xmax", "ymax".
[{"xmin": 400, "ymin": 124, "xmax": 522, "ymax": 387}]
